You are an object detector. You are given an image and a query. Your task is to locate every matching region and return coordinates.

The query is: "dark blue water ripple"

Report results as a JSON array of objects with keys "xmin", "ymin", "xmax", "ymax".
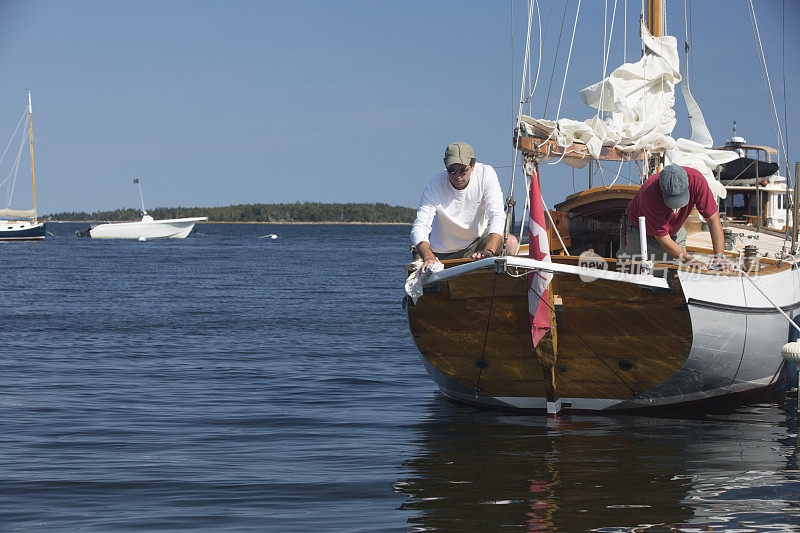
[{"xmin": 1, "ymin": 223, "xmax": 798, "ymax": 531}]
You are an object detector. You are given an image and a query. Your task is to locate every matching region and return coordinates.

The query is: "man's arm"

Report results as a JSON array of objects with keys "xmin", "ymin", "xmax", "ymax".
[
  {"xmin": 470, "ymin": 166, "xmax": 508, "ymax": 260},
  {"xmin": 411, "ymin": 186, "xmax": 439, "ymax": 272},
  {"xmin": 483, "ymin": 166, "xmax": 507, "ymax": 238},
  {"xmin": 706, "ymin": 212, "xmax": 735, "ymax": 273},
  {"xmin": 688, "ymin": 170, "xmax": 733, "ymax": 272}
]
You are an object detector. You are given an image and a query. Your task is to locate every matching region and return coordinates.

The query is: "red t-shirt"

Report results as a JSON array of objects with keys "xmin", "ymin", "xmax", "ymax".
[{"xmin": 627, "ymin": 166, "xmax": 718, "ymax": 237}]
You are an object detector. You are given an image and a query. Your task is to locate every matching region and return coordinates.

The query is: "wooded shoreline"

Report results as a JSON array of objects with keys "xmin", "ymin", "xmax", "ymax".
[
  {"xmin": 49, "ymin": 220, "xmax": 411, "ymax": 225},
  {"xmin": 47, "ymin": 202, "xmax": 416, "ymax": 224}
]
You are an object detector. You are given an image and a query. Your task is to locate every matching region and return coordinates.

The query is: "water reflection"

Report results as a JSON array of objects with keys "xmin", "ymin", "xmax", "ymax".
[{"xmin": 396, "ymin": 394, "xmax": 799, "ymax": 531}]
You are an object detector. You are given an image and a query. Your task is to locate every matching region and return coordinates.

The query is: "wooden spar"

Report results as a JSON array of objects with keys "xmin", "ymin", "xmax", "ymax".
[
  {"xmin": 515, "ymin": 135, "xmax": 647, "ymax": 162},
  {"xmin": 27, "ymin": 90, "xmax": 37, "ymax": 225},
  {"xmin": 647, "ymin": 0, "xmax": 664, "ymax": 37},
  {"xmin": 644, "ymin": 2, "xmax": 664, "ymax": 173}
]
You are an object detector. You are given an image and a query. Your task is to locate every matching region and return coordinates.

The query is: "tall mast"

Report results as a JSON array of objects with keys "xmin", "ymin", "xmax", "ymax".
[
  {"xmin": 27, "ymin": 90, "xmax": 38, "ymax": 225},
  {"xmin": 644, "ymin": 0, "xmax": 664, "ymax": 175},
  {"xmin": 646, "ymin": 0, "xmax": 664, "ymax": 37}
]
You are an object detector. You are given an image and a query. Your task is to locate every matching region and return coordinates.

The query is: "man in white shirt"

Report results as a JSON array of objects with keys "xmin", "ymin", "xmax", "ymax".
[{"xmin": 411, "ymin": 142, "xmax": 518, "ymax": 273}]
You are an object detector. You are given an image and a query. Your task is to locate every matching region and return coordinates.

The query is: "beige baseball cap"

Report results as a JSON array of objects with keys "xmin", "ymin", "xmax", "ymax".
[{"xmin": 443, "ymin": 142, "xmax": 475, "ymax": 167}]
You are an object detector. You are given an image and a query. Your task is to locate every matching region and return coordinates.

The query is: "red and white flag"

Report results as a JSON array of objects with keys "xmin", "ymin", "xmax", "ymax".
[{"xmin": 527, "ymin": 168, "xmax": 553, "ymax": 347}]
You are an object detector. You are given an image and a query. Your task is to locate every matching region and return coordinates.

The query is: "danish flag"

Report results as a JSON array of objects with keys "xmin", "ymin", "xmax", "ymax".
[{"xmin": 527, "ymin": 168, "xmax": 553, "ymax": 347}]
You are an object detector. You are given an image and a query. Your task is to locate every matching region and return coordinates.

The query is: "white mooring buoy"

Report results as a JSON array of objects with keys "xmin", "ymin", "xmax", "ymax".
[{"xmin": 138, "ymin": 236, "xmax": 147, "ymax": 242}]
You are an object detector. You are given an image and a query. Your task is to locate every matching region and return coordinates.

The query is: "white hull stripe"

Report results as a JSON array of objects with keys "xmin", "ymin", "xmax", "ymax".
[{"xmin": 688, "ymin": 297, "xmax": 800, "ymax": 314}]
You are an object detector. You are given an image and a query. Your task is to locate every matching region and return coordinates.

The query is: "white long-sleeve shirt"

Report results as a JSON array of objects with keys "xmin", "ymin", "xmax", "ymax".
[{"xmin": 410, "ymin": 162, "xmax": 506, "ymax": 253}]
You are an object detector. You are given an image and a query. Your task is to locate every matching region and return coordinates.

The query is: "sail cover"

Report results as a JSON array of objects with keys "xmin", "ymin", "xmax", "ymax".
[
  {"xmin": 718, "ymin": 158, "xmax": 780, "ymax": 182},
  {"xmin": 518, "ymin": 20, "xmax": 736, "ymax": 198},
  {"xmin": 0, "ymin": 208, "xmax": 36, "ymax": 219}
]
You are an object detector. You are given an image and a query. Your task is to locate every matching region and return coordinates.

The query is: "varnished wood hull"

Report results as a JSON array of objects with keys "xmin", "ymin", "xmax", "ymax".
[{"xmin": 406, "ymin": 259, "xmax": 800, "ymax": 411}]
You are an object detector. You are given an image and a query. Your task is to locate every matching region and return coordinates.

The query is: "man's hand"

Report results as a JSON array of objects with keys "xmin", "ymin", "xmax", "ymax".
[
  {"xmin": 469, "ymin": 249, "xmax": 495, "ymax": 260},
  {"xmin": 421, "ymin": 256, "xmax": 442, "ymax": 275},
  {"xmin": 681, "ymin": 255, "xmax": 707, "ymax": 270},
  {"xmin": 469, "ymin": 233, "xmax": 503, "ymax": 260},
  {"xmin": 708, "ymin": 254, "xmax": 735, "ymax": 273},
  {"xmin": 415, "ymin": 241, "xmax": 441, "ymax": 275}
]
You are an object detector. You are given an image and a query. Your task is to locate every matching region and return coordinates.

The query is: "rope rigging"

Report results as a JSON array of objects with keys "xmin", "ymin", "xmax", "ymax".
[
  {"xmin": 1, "ymin": 118, "xmax": 30, "ymax": 209},
  {"xmin": 597, "ymin": 0, "xmax": 620, "ymax": 121},
  {"xmin": 475, "ymin": 271, "xmax": 499, "ymax": 396},
  {"xmin": 0, "ymin": 109, "xmax": 28, "ymax": 169},
  {"xmin": 555, "ymin": 0, "xmax": 582, "ymax": 123},
  {"xmin": 541, "ymin": 0, "xmax": 570, "ymax": 119},
  {"xmin": 745, "ymin": 0, "xmax": 794, "ymax": 249},
  {"xmin": 512, "ymin": 0, "xmax": 580, "ymax": 250},
  {"xmin": 746, "ymin": 0, "xmax": 788, "ymax": 178}
]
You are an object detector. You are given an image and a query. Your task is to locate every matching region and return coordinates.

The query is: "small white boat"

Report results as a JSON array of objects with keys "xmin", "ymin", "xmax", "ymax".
[
  {"xmin": 88, "ymin": 214, "xmax": 207, "ymax": 239},
  {"xmin": 84, "ymin": 178, "xmax": 206, "ymax": 239}
]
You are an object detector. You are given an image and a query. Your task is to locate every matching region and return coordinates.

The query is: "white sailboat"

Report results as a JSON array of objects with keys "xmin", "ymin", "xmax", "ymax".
[
  {"xmin": 86, "ymin": 179, "xmax": 206, "ymax": 239},
  {"xmin": 0, "ymin": 90, "xmax": 45, "ymax": 241}
]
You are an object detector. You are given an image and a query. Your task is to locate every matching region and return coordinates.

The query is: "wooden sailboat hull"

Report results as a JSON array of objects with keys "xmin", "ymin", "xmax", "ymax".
[
  {"xmin": 0, "ymin": 221, "xmax": 45, "ymax": 241},
  {"xmin": 406, "ymin": 259, "xmax": 799, "ymax": 411}
]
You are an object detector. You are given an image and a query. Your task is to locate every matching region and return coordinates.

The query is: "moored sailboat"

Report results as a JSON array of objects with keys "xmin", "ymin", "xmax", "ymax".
[
  {"xmin": 405, "ymin": 1, "xmax": 799, "ymax": 413},
  {"xmin": 0, "ymin": 91, "xmax": 45, "ymax": 241}
]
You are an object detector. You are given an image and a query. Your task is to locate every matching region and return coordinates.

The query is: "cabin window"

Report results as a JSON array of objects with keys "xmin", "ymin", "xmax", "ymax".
[{"xmin": 733, "ymin": 194, "xmax": 745, "ymax": 207}]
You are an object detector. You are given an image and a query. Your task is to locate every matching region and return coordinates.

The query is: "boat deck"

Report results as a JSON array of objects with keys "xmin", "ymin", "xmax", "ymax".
[{"xmin": 686, "ymin": 224, "xmax": 792, "ymax": 259}]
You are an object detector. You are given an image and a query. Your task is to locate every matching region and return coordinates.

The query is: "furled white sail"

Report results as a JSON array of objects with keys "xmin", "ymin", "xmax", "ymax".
[
  {"xmin": 518, "ymin": 20, "xmax": 737, "ymax": 197},
  {"xmin": 518, "ymin": 21, "xmax": 680, "ymax": 160},
  {"xmin": 0, "ymin": 208, "xmax": 36, "ymax": 219}
]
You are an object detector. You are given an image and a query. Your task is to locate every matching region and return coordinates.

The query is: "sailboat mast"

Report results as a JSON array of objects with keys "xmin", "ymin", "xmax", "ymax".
[
  {"xmin": 646, "ymin": 0, "xmax": 664, "ymax": 37},
  {"xmin": 27, "ymin": 90, "xmax": 38, "ymax": 225},
  {"xmin": 644, "ymin": 0, "xmax": 665, "ymax": 175}
]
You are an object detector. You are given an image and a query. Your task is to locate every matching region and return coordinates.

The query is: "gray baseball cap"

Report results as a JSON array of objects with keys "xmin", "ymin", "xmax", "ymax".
[
  {"xmin": 444, "ymin": 142, "xmax": 474, "ymax": 167},
  {"xmin": 659, "ymin": 164, "xmax": 690, "ymax": 209}
]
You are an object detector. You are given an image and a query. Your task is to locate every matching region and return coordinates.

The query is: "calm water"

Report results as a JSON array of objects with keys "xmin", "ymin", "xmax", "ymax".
[{"xmin": 0, "ymin": 223, "xmax": 798, "ymax": 531}]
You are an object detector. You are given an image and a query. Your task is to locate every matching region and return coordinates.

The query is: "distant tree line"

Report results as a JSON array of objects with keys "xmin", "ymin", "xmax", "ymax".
[{"xmin": 47, "ymin": 202, "xmax": 416, "ymax": 223}]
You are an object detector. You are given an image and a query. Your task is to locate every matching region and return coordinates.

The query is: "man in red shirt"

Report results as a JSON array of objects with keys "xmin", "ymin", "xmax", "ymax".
[{"xmin": 620, "ymin": 164, "xmax": 733, "ymax": 272}]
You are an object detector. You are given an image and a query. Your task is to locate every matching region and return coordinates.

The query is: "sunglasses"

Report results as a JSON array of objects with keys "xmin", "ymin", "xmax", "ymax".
[{"xmin": 447, "ymin": 166, "xmax": 470, "ymax": 176}]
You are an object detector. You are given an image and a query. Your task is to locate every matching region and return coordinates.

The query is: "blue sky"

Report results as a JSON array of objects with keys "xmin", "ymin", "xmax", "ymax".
[{"xmin": 0, "ymin": 0, "xmax": 796, "ymax": 214}]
